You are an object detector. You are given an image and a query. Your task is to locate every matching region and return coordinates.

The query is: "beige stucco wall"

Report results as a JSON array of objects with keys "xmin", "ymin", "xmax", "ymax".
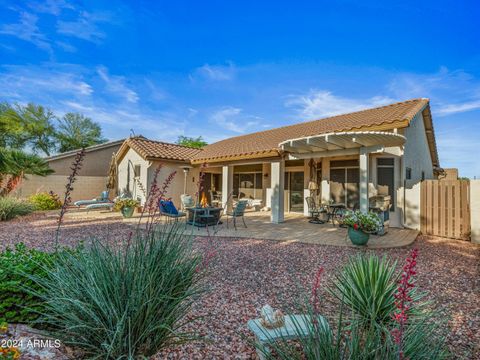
[
  {"xmin": 397, "ymin": 111, "xmax": 435, "ymax": 229},
  {"xmin": 15, "ymin": 175, "xmax": 107, "ymax": 202},
  {"xmin": 47, "ymin": 144, "xmax": 121, "ymax": 176},
  {"xmin": 117, "ymin": 148, "xmax": 150, "ymax": 204},
  {"xmin": 470, "ymin": 180, "xmax": 480, "ymax": 244}
]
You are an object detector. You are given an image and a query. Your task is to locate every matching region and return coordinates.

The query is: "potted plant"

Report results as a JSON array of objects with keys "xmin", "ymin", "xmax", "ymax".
[
  {"xmin": 343, "ymin": 210, "xmax": 382, "ymax": 245},
  {"xmin": 114, "ymin": 198, "xmax": 140, "ymax": 218}
]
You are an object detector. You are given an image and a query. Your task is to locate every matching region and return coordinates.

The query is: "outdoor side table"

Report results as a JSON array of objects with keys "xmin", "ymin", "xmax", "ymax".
[{"xmin": 247, "ymin": 314, "xmax": 328, "ymax": 360}]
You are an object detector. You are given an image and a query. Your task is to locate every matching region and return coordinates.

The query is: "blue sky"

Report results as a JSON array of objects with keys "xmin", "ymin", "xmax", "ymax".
[{"xmin": 1, "ymin": 0, "xmax": 479, "ymax": 177}]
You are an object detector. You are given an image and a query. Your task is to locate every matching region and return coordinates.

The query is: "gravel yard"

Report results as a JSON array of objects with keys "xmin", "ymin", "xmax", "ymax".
[{"xmin": 1, "ymin": 212, "xmax": 479, "ymax": 359}]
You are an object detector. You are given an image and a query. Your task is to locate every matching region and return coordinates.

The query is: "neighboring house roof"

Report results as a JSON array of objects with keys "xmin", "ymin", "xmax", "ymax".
[
  {"xmin": 116, "ymin": 136, "xmax": 203, "ymax": 163},
  {"xmin": 192, "ymin": 98, "xmax": 436, "ymax": 164},
  {"xmin": 45, "ymin": 139, "xmax": 126, "ymax": 162}
]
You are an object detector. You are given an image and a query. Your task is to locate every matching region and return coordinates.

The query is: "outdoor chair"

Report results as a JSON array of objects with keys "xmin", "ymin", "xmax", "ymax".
[
  {"xmin": 305, "ymin": 196, "xmax": 325, "ymax": 224},
  {"xmin": 74, "ymin": 190, "xmax": 110, "ymax": 207},
  {"xmin": 226, "ymin": 199, "xmax": 248, "ymax": 230},
  {"xmin": 181, "ymin": 194, "xmax": 195, "ymax": 209},
  {"xmin": 159, "ymin": 199, "xmax": 186, "ymax": 223},
  {"xmin": 209, "ymin": 190, "xmax": 222, "ymax": 207}
]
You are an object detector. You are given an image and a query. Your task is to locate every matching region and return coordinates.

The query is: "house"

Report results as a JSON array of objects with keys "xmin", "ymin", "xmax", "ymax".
[
  {"xmin": 115, "ymin": 137, "xmax": 203, "ymax": 205},
  {"xmin": 16, "ymin": 139, "xmax": 125, "ymax": 201},
  {"xmin": 116, "ymin": 98, "xmax": 439, "ymax": 230}
]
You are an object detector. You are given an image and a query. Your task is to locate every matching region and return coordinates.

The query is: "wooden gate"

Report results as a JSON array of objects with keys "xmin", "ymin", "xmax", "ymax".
[{"xmin": 421, "ymin": 180, "xmax": 471, "ymax": 240}]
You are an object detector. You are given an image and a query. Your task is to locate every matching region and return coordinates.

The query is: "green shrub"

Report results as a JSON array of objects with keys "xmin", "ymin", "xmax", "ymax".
[
  {"xmin": 253, "ymin": 253, "xmax": 449, "ymax": 359},
  {"xmin": 28, "ymin": 192, "xmax": 62, "ymax": 211},
  {"xmin": 328, "ymin": 254, "xmax": 426, "ymax": 326},
  {"xmin": 0, "ymin": 243, "xmax": 56, "ymax": 323},
  {"xmin": 28, "ymin": 224, "xmax": 204, "ymax": 359},
  {"xmin": 0, "ymin": 197, "xmax": 34, "ymax": 221}
]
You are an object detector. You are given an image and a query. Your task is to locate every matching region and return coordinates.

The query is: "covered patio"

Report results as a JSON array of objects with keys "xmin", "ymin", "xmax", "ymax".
[{"xmin": 184, "ymin": 211, "xmax": 418, "ymax": 248}]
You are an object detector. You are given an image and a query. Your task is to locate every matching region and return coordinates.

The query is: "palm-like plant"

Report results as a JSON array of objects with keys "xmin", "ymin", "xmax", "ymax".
[{"xmin": 0, "ymin": 148, "xmax": 54, "ymax": 196}]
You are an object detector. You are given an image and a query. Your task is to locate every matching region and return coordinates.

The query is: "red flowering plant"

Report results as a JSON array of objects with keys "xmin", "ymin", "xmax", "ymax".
[
  {"xmin": 391, "ymin": 248, "xmax": 418, "ymax": 360},
  {"xmin": 343, "ymin": 210, "xmax": 382, "ymax": 233}
]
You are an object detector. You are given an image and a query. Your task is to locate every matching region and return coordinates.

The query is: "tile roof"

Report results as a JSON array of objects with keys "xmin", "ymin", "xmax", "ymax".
[
  {"xmin": 192, "ymin": 98, "xmax": 430, "ymax": 163},
  {"xmin": 120, "ymin": 136, "xmax": 203, "ymax": 162}
]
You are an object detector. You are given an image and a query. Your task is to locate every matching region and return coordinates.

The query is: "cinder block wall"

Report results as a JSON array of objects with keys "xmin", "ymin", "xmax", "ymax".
[{"xmin": 14, "ymin": 175, "xmax": 108, "ymax": 202}]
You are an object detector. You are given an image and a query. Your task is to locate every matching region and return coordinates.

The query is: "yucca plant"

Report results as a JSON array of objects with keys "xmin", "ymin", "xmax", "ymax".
[
  {"xmin": 328, "ymin": 254, "xmax": 425, "ymax": 327},
  {"xmin": 27, "ymin": 223, "xmax": 204, "ymax": 359}
]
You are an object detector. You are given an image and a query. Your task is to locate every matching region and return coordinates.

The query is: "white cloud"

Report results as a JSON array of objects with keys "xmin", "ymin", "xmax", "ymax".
[
  {"xmin": 388, "ymin": 67, "xmax": 480, "ymax": 117},
  {"xmin": 0, "ymin": 11, "xmax": 52, "ymax": 52},
  {"xmin": 194, "ymin": 62, "xmax": 236, "ymax": 81},
  {"xmin": 57, "ymin": 11, "xmax": 110, "ymax": 43},
  {"xmin": 28, "ymin": 0, "xmax": 75, "ymax": 15},
  {"xmin": 0, "ymin": 65, "xmax": 93, "ymax": 99},
  {"xmin": 209, "ymin": 107, "xmax": 262, "ymax": 133},
  {"xmin": 97, "ymin": 66, "xmax": 139, "ymax": 103},
  {"xmin": 285, "ymin": 90, "xmax": 394, "ymax": 119}
]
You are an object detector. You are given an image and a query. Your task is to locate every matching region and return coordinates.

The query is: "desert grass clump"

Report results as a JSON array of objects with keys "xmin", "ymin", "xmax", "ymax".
[
  {"xmin": 0, "ymin": 197, "xmax": 34, "ymax": 221},
  {"xmin": 29, "ymin": 223, "xmax": 204, "ymax": 359}
]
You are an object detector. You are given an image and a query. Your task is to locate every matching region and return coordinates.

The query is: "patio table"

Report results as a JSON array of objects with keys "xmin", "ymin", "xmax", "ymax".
[
  {"xmin": 186, "ymin": 207, "xmax": 222, "ymax": 227},
  {"xmin": 326, "ymin": 203, "xmax": 347, "ymax": 225}
]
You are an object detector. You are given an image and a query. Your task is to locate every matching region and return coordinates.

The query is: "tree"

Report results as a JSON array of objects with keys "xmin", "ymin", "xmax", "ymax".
[
  {"xmin": 176, "ymin": 136, "xmax": 207, "ymax": 149},
  {"xmin": 0, "ymin": 148, "xmax": 54, "ymax": 196},
  {"xmin": 1, "ymin": 103, "xmax": 57, "ymax": 156},
  {"xmin": 56, "ymin": 113, "xmax": 107, "ymax": 153}
]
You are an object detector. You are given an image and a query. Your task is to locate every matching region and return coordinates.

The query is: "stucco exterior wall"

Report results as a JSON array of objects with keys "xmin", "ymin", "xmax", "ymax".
[
  {"xmin": 117, "ymin": 148, "xmax": 150, "ymax": 204},
  {"xmin": 15, "ymin": 175, "xmax": 107, "ymax": 202},
  {"xmin": 470, "ymin": 180, "xmax": 480, "ymax": 244},
  {"xmin": 47, "ymin": 144, "xmax": 121, "ymax": 176}
]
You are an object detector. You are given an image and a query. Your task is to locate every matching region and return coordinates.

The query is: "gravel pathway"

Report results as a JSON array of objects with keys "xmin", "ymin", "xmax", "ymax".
[{"xmin": 1, "ymin": 213, "xmax": 479, "ymax": 359}]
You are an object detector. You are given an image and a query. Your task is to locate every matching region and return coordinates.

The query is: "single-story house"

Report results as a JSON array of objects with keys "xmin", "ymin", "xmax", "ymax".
[
  {"xmin": 116, "ymin": 98, "xmax": 439, "ymax": 230},
  {"xmin": 15, "ymin": 139, "xmax": 124, "ymax": 201}
]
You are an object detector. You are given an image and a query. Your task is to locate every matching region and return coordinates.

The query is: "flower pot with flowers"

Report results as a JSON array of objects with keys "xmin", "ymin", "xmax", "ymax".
[
  {"xmin": 343, "ymin": 210, "xmax": 382, "ymax": 245},
  {"xmin": 114, "ymin": 198, "xmax": 140, "ymax": 218}
]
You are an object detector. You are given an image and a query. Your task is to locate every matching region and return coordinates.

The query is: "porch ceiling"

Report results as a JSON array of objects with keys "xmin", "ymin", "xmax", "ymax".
[{"xmin": 279, "ymin": 131, "xmax": 406, "ymax": 156}]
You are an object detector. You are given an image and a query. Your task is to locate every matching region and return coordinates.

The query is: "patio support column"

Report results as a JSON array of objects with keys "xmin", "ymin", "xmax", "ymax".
[
  {"xmin": 222, "ymin": 165, "xmax": 234, "ymax": 212},
  {"xmin": 359, "ymin": 147, "xmax": 369, "ymax": 213},
  {"xmin": 270, "ymin": 160, "xmax": 285, "ymax": 223},
  {"xmin": 320, "ymin": 159, "xmax": 330, "ymax": 204}
]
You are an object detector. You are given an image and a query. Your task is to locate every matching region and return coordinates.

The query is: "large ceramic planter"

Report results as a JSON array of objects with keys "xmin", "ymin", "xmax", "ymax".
[
  {"xmin": 348, "ymin": 227, "xmax": 370, "ymax": 246},
  {"xmin": 121, "ymin": 206, "xmax": 135, "ymax": 218}
]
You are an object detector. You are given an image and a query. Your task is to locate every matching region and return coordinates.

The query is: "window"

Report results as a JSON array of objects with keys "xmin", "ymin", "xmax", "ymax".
[
  {"xmin": 406, "ymin": 167, "xmax": 412, "ymax": 180},
  {"xmin": 134, "ymin": 164, "xmax": 141, "ymax": 178},
  {"xmin": 330, "ymin": 162, "xmax": 359, "ymax": 208}
]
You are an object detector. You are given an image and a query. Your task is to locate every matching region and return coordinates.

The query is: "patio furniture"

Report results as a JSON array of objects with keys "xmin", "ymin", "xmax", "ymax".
[
  {"xmin": 209, "ymin": 190, "xmax": 222, "ymax": 207},
  {"xmin": 186, "ymin": 207, "xmax": 223, "ymax": 228},
  {"xmin": 305, "ymin": 196, "xmax": 326, "ymax": 224},
  {"xmin": 247, "ymin": 314, "xmax": 329, "ymax": 360},
  {"xmin": 226, "ymin": 199, "xmax": 248, "ymax": 230},
  {"xmin": 159, "ymin": 200, "xmax": 186, "ymax": 223},
  {"xmin": 74, "ymin": 191, "xmax": 110, "ymax": 207},
  {"xmin": 85, "ymin": 201, "xmax": 114, "ymax": 211},
  {"xmin": 181, "ymin": 194, "xmax": 194, "ymax": 209},
  {"xmin": 326, "ymin": 203, "xmax": 347, "ymax": 226}
]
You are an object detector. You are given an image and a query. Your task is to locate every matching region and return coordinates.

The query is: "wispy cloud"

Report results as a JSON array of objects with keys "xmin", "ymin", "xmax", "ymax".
[
  {"xmin": 0, "ymin": 11, "xmax": 52, "ymax": 52},
  {"xmin": 97, "ymin": 66, "xmax": 139, "ymax": 103},
  {"xmin": 209, "ymin": 106, "xmax": 263, "ymax": 133},
  {"xmin": 57, "ymin": 11, "xmax": 110, "ymax": 43},
  {"xmin": 193, "ymin": 62, "xmax": 236, "ymax": 81},
  {"xmin": 0, "ymin": 64, "xmax": 93, "ymax": 99},
  {"xmin": 388, "ymin": 67, "xmax": 480, "ymax": 116},
  {"xmin": 285, "ymin": 90, "xmax": 394, "ymax": 119},
  {"xmin": 28, "ymin": 0, "xmax": 75, "ymax": 16}
]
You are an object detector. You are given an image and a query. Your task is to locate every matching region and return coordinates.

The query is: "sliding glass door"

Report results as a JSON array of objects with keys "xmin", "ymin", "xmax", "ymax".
[{"xmin": 330, "ymin": 160, "xmax": 359, "ymax": 209}]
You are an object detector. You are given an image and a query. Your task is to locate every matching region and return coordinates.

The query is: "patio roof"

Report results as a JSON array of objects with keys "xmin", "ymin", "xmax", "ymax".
[{"xmin": 279, "ymin": 131, "xmax": 406, "ymax": 158}]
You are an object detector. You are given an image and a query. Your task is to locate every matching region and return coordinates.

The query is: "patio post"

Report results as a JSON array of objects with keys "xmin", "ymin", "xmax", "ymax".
[
  {"xmin": 222, "ymin": 165, "xmax": 234, "ymax": 212},
  {"xmin": 270, "ymin": 160, "xmax": 285, "ymax": 223},
  {"xmin": 359, "ymin": 147, "xmax": 369, "ymax": 213}
]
